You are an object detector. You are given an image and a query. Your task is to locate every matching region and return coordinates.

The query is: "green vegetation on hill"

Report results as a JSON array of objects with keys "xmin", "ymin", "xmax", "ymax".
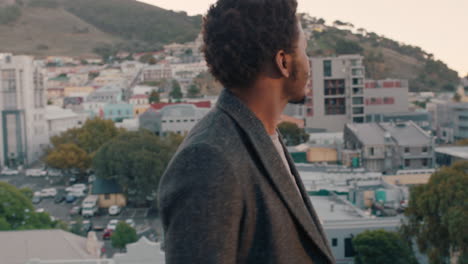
[
  {"xmin": 63, "ymin": 0, "xmax": 202, "ymax": 46},
  {"xmin": 303, "ymin": 16, "xmax": 459, "ymax": 92}
]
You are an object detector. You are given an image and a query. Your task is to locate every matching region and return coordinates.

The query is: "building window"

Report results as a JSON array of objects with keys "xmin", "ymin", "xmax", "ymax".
[
  {"xmin": 352, "ymin": 97, "xmax": 363, "ymax": 105},
  {"xmin": 344, "ymin": 238, "xmax": 355, "ymax": 257},
  {"xmin": 323, "ymin": 60, "xmax": 332, "ymax": 77},
  {"xmin": 422, "ymin": 146, "xmax": 428, "ymax": 153},
  {"xmin": 369, "ymin": 147, "xmax": 374, "ymax": 156},
  {"xmin": 404, "ymin": 147, "xmax": 410, "ymax": 153},
  {"xmin": 104, "ymin": 194, "xmax": 110, "ymax": 200},
  {"xmin": 422, "ymin": 159, "xmax": 428, "ymax": 167},
  {"xmin": 332, "ymin": 238, "xmax": 338, "ymax": 247},
  {"xmin": 324, "ymin": 79, "xmax": 345, "ymax": 95},
  {"xmin": 405, "ymin": 159, "xmax": 410, "ymax": 167},
  {"xmin": 325, "ymin": 98, "xmax": 346, "ymax": 115}
]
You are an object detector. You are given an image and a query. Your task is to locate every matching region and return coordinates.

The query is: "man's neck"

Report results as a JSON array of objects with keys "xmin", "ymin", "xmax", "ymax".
[{"xmin": 230, "ymin": 83, "xmax": 288, "ymax": 135}]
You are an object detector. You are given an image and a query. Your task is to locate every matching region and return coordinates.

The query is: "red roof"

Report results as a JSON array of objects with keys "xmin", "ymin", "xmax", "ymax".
[{"xmin": 150, "ymin": 101, "xmax": 211, "ymax": 110}]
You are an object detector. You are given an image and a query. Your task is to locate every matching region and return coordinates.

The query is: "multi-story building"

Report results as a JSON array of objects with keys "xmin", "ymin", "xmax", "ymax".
[
  {"xmin": 344, "ymin": 121, "xmax": 435, "ymax": 173},
  {"xmin": 363, "ymin": 79, "xmax": 409, "ymax": 119},
  {"xmin": 142, "ymin": 63, "xmax": 172, "ymax": 82},
  {"xmin": 305, "ymin": 55, "xmax": 366, "ymax": 132},
  {"xmin": 139, "ymin": 103, "xmax": 210, "ymax": 136},
  {"xmin": 103, "ymin": 103, "xmax": 134, "ymax": 122},
  {"xmin": 300, "ymin": 55, "xmax": 410, "ymax": 133},
  {"xmin": 0, "ymin": 54, "xmax": 49, "ymax": 168}
]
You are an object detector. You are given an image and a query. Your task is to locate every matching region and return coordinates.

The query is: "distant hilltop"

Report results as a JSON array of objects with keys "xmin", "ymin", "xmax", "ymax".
[{"xmin": 0, "ymin": 0, "xmax": 460, "ymax": 92}]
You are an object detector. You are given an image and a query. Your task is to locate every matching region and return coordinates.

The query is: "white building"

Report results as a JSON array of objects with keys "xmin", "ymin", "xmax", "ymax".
[
  {"xmin": 305, "ymin": 55, "xmax": 366, "ymax": 132},
  {"xmin": 0, "ymin": 54, "xmax": 49, "ymax": 168},
  {"xmin": 139, "ymin": 104, "xmax": 210, "ymax": 136},
  {"xmin": 45, "ymin": 105, "xmax": 87, "ymax": 137}
]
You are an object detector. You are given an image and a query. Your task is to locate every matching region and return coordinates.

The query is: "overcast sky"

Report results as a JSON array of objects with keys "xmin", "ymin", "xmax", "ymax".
[{"xmin": 138, "ymin": 0, "xmax": 467, "ymax": 77}]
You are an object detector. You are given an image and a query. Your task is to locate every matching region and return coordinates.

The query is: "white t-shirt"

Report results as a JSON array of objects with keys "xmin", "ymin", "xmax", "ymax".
[{"xmin": 270, "ymin": 132, "xmax": 302, "ymax": 198}]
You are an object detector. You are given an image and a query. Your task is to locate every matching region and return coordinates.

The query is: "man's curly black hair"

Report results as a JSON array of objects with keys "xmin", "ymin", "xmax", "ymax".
[{"xmin": 202, "ymin": 0, "xmax": 299, "ymax": 89}]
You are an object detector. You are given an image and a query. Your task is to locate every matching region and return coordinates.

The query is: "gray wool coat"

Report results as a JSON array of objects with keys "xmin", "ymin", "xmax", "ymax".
[{"xmin": 158, "ymin": 89, "xmax": 336, "ymax": 264}]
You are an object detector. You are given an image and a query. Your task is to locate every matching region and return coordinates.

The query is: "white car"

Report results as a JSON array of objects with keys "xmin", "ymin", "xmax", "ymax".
[
  {"xmin": 106, "ymin": 219, "xmax": 119, "ymax": 230},
  {"xmin": 47, "ymin": 169, "xmax": 62, "ymax": 177},
  {"xmin": 108, "ymin": 205, "xmax": 121, "ymax": 216},
  {"xmin": 68, "ymin": 189, "xmax": 86, "ymax": 198},
  {"xmin": 125, "ymin": 219, "xmax": 136, "ymax": 228},
  {"xmin": 35, "ymin": 208, "xmax": 45, "ymax": 213},
  {"xmin": 39, "ymin": 188, "xmax": 57, "ymax": 198},
  {"xmin": 26, "ymin": 169, "xmax": 47, "ymax": 177},
  {"xmin": 65, "ymin": 184, "xmax": 87, "ymax": 192},
  {"xmin": 1, "ymin": 167, "xmax": 19, "ymax": 176}
]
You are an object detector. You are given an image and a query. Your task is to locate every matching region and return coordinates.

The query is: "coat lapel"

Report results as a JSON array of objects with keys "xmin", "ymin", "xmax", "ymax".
[
  {"xmin": 278, "ymin": 132, "xmax": 335, "ymax": 261},
  {"xmin": 216, "ymin": 89, "xmax": 334, "ymax": 263}
]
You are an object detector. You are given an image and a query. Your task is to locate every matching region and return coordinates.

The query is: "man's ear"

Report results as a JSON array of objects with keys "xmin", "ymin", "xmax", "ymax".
[{"xmin": 275, "ymin": 50, "xmax": 291, "ymax": 78}]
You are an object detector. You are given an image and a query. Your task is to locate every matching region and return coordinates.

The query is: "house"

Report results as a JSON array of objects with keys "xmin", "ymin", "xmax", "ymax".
[
  {"xmin": 92, "ymin": 178, "xmax": 126, "ymax": 208},
  {"xmin": 0, "ymin": 229, "xmax": 102, "ymax": 264},
  {"xmin": 103, "ymin": 103, "xmax": 134, "ymax": 122},
  {"xmin": 344, "ymin": 121, "xmax": 435, "ymax": 173}
]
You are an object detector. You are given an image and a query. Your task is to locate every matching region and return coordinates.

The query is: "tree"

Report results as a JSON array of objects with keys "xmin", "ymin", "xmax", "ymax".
[
  {"xmin": 403, "ymin": 161, "xmax": 468, "ymax": 264},
  {"xmin": 45, "ymin": 143, "xmax": 91, "ymax": 173},
  {"xmin": 0, "ymin": 182, "xmax": 55, "ymax": 230},
  {"xmin": 93, "ymin": 130, "xmax": 183, "ymax": 205},
  {"xmin": 353, "ymin": 229, "xmax": 417, "ymax": 264},
  {"xmin": 169, "ymin": 80, "xmax": 183, "ymax": 100},
  {"xmin": 139, "ymin": 54, "xmax": 157, "ymax": 65},
  {"xmin": 45, "ymin": 118, "xmax": 122, "ymax": 174},
  {"xmin": 278, "ymin": 122, "xmax": 309, "ymax": 146},
  {"xmin": 148, "ymin": 90, "xmax": 160, "ymax": 104},
  {"xmin": 111, "ymin": 222, "xmax": 138, "ymax": 250},
  {"xmin": 186, "ymin": 84, "xmax": 201, "ymax": 98}
]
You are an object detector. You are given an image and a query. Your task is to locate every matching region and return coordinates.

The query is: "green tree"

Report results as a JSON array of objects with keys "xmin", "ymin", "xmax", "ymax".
[
  {"xmin": 93, "ymin": 130, "xmax": 183, "ymax": 205},
  {"xmin": 148, "ymin": 90, "xmax": 160, "ymax": 104},
  {"xmin": 111, "ymin": 222, "xmax": 137, "ymax": 250},
  {"xmin": 45, "ymin": 118, "xmax": 122, "ymax": 174},
  {"xmin": 403, "ymin": 161, "xmax": 468, "ymax": 264},
  {"xmin": 186, "ymin": 84, "xmax": 200, "ymax": 98},
  {"xmin": 0, "ymin": 182, "xmax": 55, "ymax": 230},
  {"xmin": 45, "ymin": 143, "xmax": 91, "ymax": 173},
  {"xmin": 19, "ymin": 187, "xmax": 33, "ymax": 200},
  {"xmin": 353, "ymin": 229, "xmax": 417, "ymax": 264},
  {"xmin": 278, "ymin": 122, "xmax": 310, "ymax": 146},
  {"xmin": 139, "ymin": 54, "xmax": 157, "ymax": 65},
  {"xmin": 169, "ymin": 80, "xmax": 183, "ymax": 100}
]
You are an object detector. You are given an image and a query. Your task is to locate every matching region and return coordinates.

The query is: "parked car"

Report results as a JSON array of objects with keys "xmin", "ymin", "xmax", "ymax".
[
  {"xmin": 65, "ymin": 194, "xmax": 77, "ymax": 203},
  {"xmin": 69, "ymin": 206, "xmax": 81, "ymax": 216},
  {"xmin": 102, "ymin": 229, "xmax": 113, "ymax": 240},
  {"xmin": 108, "ymin": 205, "xmax": 121, "ymax": 216},
  {"xmin": 1, "ymin": 167, "xmax": 19, "ymax": 176},
  {"xmin": 39, "ymin": 188, "xmax": 57, "ymax": 198},
  {"xmin": 47, "ymin": 169, "xmax": 62, "ymax": 177},
  {"xmin": 106, "ymin": 219, "xmax": 119, "ymax": 230},
  {"xmin": 54, "ymin": 193, "xmax": 66, "ymax": 204},
  {"xmin": 32, "ymin": 195, "xmax": 42, "ymax": 204},
  {"xmin": 68, "ymin": 189, "xmax": 86, "ymax": 198},
  {"xmin": 125, "ymin": 219, "xmax": 136, "ymax": 228},
  {"xmin": 82, "ymin": 220, "xmax": 93, "ymax": 233},
  {"xmin": 66, "ymin": 184, "xmax": 87, "ymax": 193},
  {"xmin": 35, "ymin": 208, "xmax": 45, "ymax": 213},
  {"xmin": 26, "ymin": 169, "xmax": 47, "ymax": 177}
]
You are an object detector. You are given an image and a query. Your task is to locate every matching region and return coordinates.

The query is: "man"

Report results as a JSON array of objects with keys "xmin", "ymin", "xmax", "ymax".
[{"xmin": 158, "ymin": 0, "xmax": 335, "ymax": 263}]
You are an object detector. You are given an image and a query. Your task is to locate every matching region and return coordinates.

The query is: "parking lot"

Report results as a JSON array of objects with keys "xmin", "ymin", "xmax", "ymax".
[{"xmin": 0, "ymin": 172, "xmax": 162, "ymax": 257}]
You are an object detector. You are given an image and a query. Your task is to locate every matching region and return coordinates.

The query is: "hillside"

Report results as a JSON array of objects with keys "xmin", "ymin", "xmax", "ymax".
[
  {"xmin": 0, "ymin": 0, "xmax": 202, "ymax": 57},
  {"xmin": 0, "ymin": 1, "xmax": 459, "ymax": 93},
  {"xmin": 0, "ymin": 5, "xmax": 122, "ymax": 57},
  {"xmin": 302, "ymin": 17, "xmax": 459, "ymax": 92}
]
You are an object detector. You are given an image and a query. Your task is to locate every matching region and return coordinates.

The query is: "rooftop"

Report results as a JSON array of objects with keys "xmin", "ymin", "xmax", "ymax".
[
  {"xmin": 0, "ymin": 230, "xmax": 100, "ymax": 264},
  {"xmin": 435, "ymin": 146, "xmax": 468, "ymax": 159}
]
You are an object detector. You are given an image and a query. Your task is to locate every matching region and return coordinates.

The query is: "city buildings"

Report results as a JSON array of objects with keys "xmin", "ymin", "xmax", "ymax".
[
  {"xmin": 0, "ymin": 54, "xmax": 49, "ymax": 168},
  {"xmin": 45, "ymin": 105, "xmax": 86, "ymax": 137},
  {"xmin": 344, "ymin": 121, "xmax": 435, "ymax": 173}
]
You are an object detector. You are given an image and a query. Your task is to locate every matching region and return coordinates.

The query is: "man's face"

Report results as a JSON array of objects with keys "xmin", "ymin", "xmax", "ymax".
[{"xmin": 285, "ymin": 21, "xmax": 310, "ymax": 104}]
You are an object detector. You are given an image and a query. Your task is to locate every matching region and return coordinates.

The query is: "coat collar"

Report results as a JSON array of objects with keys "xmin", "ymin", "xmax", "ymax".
[{"xmin": 216, "ymin": 89, "xmax": 335, "ymax": 262}]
